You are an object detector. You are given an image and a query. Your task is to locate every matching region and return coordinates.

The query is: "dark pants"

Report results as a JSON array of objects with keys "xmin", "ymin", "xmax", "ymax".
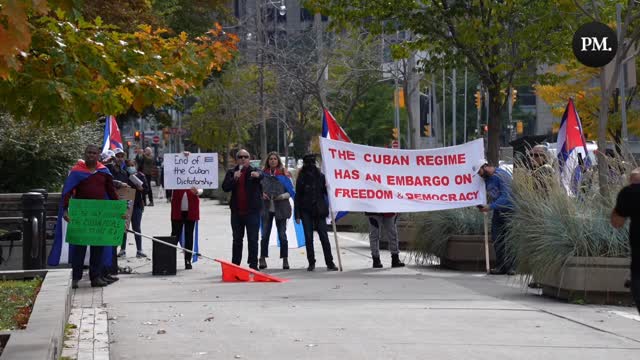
[
  {"xmin": 144, "ymin": 174, "xmax": 154, "ymax": 204},
  {"xmin": 71, "ymin": 245, "xmax": 103, "ymax": 281},
  {"xmin": 261, "ymin": 212, "xmax": 288, "ymax": 259},
  {"xmin": 231, "ymin": 212, "xmax": 260, "ymax": 267},
  {"xmin": 491, "ymin": 210, "xmax": 513, "ymax": 272},
  {"xmin": 122, "ymin": 206, "xmax": 143, "ymax": 251},
  {"xmin": 172, "ymin": 211, "xmax": 195, "ymax": 264},
  {"xmin": 301, "ymin": 211, "xmax": 334, "ymax": 265},
  {"xmin": 631, "ymin": 271, "xmax": 640, "ymax": 315},
  {"xmin": 106, "ymin": 246, "xmax": 117, "ymax": 275}
]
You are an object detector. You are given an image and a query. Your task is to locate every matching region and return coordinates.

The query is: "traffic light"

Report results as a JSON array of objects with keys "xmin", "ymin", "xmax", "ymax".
[
  {"xmin": 474, "ymin": 91, "xmax": 482, "ymax": 109},
  {"xmin": 397, "ymin": 88, "xmax": 405, "ymax": 108},
  {"xmin": 392, "ymin": 127, "xmax": 399, "ymax": 139},
  {"xmin": 516, "ymin": 121, "xmax": 523, "ymax": 135},
  {"xmin": 134, "ymin": 131, "xmax": 141, "ymax": 141},
  {"xmin": 481, "ymin": 124, "xmax": 488, "ymax": 135},
  {"xmin": 423, "ymin": 124, "xmax": 431, "ymax": 137},
  {"xmin": 511, "ymin": 89, "xmax": 518, "ymax": 105}
]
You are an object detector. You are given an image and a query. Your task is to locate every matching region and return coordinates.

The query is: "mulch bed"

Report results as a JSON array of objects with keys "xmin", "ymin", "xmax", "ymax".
[{"xmin": 0, "ymin": 278, "xmax": 42, "ymax": 331}]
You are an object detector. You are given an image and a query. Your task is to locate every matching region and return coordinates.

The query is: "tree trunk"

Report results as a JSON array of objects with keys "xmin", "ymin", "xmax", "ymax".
[
  {"xmin": 487, "ymin": 86, "xmax": 502, "ymax": 165},
  {"xmin": 597, "ymin": 68, "xmax": 610, "ymax": 198}
]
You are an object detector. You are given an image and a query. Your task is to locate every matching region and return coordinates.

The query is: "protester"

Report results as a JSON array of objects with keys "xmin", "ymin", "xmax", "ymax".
[
  {"xmin": 474, "ymin": 160, "xmax": 515, "ymax": 275},
  {"xmin": 49, "ymin": 145, "xmax": 121, "ymax": 289},
  {"xmin": 259, "ymin": 151, "xmax": 293, "ymax": 270},
  {"xmin": 294, "ymin": 154, "xmax": 338, "ymax": 272},
  {"xmin": 118, "ymin": 159, "xmax": 148, "ymax": 259},
  {"xmin": 140, "ymin": 147, "xmax": 155, "ymax": 206},
  {"xmin": 170, "ymin": 183, "xmax": 202, "ymax": 270},
  {"xmin": 611, "ymin": 168, "xmax": 640, "ymax": 314},
  {"xmin": 365, "ymin": 212, "xmax": 405, "ymax": 268},
  {"xmin": 529, "ymin": 144, "xmax": 554, "ymax": 191},
  {"xmin": 222, "ymin": 149, "xmax": 264, "ymax": 270}
]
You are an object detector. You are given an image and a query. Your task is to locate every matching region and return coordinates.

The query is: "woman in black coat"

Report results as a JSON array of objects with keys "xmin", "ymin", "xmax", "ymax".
[{"xmin": 294, "ymin": 154, "xmax": 338, "ymax": 272}]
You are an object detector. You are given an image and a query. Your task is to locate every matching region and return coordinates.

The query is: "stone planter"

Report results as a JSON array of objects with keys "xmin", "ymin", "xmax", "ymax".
[
  {"xmin": 440, "ymin": 235, "xmax": 496, "ymax": 271},
  {"xmin": 0, "ymin": 269, "xmax": 72, "ymax": 360},
  {"xmin": 539, "ymin": 257, "xmax": 632, "ymax": 305}
]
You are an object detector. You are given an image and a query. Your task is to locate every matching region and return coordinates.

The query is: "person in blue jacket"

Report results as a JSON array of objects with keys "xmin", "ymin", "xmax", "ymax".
[{"xmin": 474, "ymin": 159, "xmax": 515, "ymax": 275}]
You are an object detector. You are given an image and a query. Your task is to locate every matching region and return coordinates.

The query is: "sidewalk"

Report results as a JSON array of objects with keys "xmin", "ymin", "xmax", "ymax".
[{"xmin": 70, "ymin": 189, "xmax": 640, "ymax": 360}]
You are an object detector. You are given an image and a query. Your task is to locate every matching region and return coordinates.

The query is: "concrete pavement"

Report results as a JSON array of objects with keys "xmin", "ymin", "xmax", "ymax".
[{"xmin": 73, "ymin": 191, "xmax": 640, "ymax": 360}]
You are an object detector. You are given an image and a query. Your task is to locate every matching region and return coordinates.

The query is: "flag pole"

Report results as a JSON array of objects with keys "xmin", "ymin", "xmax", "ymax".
[
  {"xmin": 329, "ymin": 206, "xmax": 343, "ymax": 271},
  {"xmin": 483, "ymin": 212, "xmax": 490, "ymax": 274}
]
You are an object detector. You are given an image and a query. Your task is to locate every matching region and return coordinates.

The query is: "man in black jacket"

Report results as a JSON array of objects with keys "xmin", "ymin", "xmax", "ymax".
[
  {"xmin": 611, "ymin": 168, "xmax": 640, "ymax": 314},
  {"xmin": 222, "ymin": 149, "xmax": 264, "ymax": 270}
]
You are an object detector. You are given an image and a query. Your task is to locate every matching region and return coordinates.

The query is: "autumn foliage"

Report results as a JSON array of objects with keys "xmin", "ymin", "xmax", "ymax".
[{"xmin": 0, "ymin": 2, "xmax": 238, "ymax": 125}]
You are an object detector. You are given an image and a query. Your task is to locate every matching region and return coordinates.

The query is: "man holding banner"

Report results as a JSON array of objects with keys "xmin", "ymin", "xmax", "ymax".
[
  {"xmin": 474, "ymin": 160, "xmax": 515, "ymax": 275},
  {"xmin": 48, "ymin": 145, "xmax": 121, "ymax": 289}
]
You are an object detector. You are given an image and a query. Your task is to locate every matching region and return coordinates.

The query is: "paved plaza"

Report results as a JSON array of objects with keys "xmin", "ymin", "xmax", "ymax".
[{"xmin": 64, "ymin": 193, "xmax": 640, "ymax": 360}]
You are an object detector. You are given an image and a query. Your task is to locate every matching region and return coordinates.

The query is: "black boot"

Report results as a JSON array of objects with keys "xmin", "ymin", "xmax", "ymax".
[
  {"xmin": 307, "ymin": 262, "xmax": 315, "ymax": 271},
  {"xmin": 391, "ymin": 254, "xmax": 405, "ymax": 268},
  {"xmin": 326, "ymin": 262, "xmax": 339, "ymax": 271},
  {"xmin": 185, "ymin": 260, "xmax": 192, "ymax": 270},
  {"xmin": 372, "ymin": 256, "xmax": 383, "ymax": 268},
  {"xmin": 282, "ymin": 258, "xmax": 290, "ymax": 270}
]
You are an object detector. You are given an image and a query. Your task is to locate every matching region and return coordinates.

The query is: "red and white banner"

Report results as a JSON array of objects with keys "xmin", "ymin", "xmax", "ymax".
[{"xmin": 320, "ymin": 137, "xmax": 487, "ymax": 213}]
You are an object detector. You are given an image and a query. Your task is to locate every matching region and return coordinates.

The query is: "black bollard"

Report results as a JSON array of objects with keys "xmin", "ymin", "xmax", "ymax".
[{"xmin": 22, "ymin": 192, "xmax": 46, "ymax": 270}]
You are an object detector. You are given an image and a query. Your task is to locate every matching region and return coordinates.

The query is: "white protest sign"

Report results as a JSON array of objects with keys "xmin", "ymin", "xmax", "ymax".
[
  {"xmin": 164, "ymin": 153, "xmax": 218, "ymax": 189},
  {"xmin": 319, "ymin": 137, "xmax": 486, "ymax": 213}
]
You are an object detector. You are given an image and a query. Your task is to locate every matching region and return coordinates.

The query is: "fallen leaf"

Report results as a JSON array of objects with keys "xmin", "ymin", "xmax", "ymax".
[{"xmin": 204, "ymin": 316, "xmax": 215, "ymax": 322}]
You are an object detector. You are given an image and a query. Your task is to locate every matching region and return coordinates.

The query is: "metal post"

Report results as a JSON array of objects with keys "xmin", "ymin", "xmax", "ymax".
[
  {"xmin": 476, "ymin": 84, "xmax": 481, "ymax": 138},
  {"xmin": 276, "ymin": 115, "xmax": 280, "ymax": 154},
  {"xmin": 22, "ymin": 192, "xmax": 46, "ymax": 270},
  {"xmin": 257, "ymin": 0, "xmax": 267, "ymax": 160},
  {"xmin": 394, "ymin": 67, "xmax": 401, "ymax": 148},
  {"xmin": 442, "ymin": 69, "xmax": 446, "ymax": 146},
  {"xmin": 617, "ymin": 3, "xmax": 628, "ymax": 143},
  {"xmin": 507, "ymin": 85, "xmax": 513, "ymax": 141},
  {"xmin": 452, "ymin": 68, "xmax": 457, "ymax": 145},
  {"xmin": 464, "ymin": 67, "xmax": 468, "ymax": 143}
]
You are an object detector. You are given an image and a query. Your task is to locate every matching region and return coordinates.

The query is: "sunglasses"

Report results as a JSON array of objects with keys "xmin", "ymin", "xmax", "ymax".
[
  {"xmin": 532, "ymin": 153, "xmax": 542, "ymax": 158},
  {"xmin": 237, "ymin": 155, "xmax": 249, "ymax": 159},
  {"xmin": 116, "ymin": 154, "xmax": 125, "ymax": 158}
]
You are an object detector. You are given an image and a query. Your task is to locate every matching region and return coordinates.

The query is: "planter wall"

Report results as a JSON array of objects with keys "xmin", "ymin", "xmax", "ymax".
[
  {"xmin": 539, "ymin": 256, "xmax": 632, "ymax": 305},
  {"xmin": 440, "ymin": 235, "xmax": 496, "ymax": 271},
  {"xmin": 0, "ymin": 269, "xmax": 72, "ymax": 360}
]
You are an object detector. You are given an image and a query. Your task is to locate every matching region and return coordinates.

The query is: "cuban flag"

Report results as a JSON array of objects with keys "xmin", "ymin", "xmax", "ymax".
[
  {"xmin": 178, "ymin": 222, "xmax": 200, "ymax": 263},
  {"xmin": 48, "ymin": 160, "xmax": 115, "ymax": 267},
  {"xmin": 557, "ymin": 98, "xmax": 590, "ymax": 196},
  {"xmin": 322, "ymin": 109, "xmax": 349, "ymax": 221},
  {"xmin": 101, "ymin": 115, "xmax": 124, "ymax": 153}
]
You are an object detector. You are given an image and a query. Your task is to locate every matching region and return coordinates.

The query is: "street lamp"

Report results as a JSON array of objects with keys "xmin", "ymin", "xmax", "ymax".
[{"xmin": 256, "ymin": 0, "xmax": 286, "ymax": 160}]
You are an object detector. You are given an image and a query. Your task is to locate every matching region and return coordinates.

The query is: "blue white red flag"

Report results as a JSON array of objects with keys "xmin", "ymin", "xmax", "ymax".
[
  {"xmin": 101, "ymin": 115, "xmax": 124, "ymax": 153},
  {"xmin": 321, "ymin": 109, "xmax": 349, "ymax": 221},
  {"xmin": 557, "ymin": 99, "xmax": 590, "ymax": 195},
  {"xmin": 261, "ymin": 174, "xmax": 306, "ymax": 248},
  {"xmin": 48, "ymin": 160, "xmax": 115, "ymax": 267}
]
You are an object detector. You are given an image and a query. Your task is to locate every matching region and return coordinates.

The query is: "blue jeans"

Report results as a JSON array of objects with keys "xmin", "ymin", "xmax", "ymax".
[
  {"xmin": 231, "ymin": 212, "xmax": 260, "ymax": 267},
  {"xmin": 491, "ymin": 210, "xmax": 513, "ymax": 272},
  {"xmin": 122, "ymin": 206, "xmax": 143, "ymax": 251},
  {"xmin": 261, "ymin": 212, "xmax": 288, "ymax": 258},
  {"xmin": 70, "ymin": 245, "xmax": 103, "ymax": 281}
]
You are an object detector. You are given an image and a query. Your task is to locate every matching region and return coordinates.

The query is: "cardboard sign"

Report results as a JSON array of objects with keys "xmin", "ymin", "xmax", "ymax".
[
  {"xmin": 164, "ymin": 153, "xmax": 218, "ymax": 189},
  {"xmin": 65, "ymin": 199, "xmax": 127, "ymax": 246},
  {"xmin": 117, "ymin": 187, "xmax": 137, "ymax": 229}
]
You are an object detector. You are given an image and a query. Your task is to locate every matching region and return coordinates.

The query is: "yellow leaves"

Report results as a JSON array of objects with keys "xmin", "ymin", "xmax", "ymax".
[{"xmin": 116, "ymin": 86, "xmax": 133, "ymax": 104}]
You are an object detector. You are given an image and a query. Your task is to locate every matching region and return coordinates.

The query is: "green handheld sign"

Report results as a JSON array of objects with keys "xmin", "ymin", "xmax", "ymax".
[{"xmin": 66, "ymin": 199, "xmax": 127, "ymax": 246}]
